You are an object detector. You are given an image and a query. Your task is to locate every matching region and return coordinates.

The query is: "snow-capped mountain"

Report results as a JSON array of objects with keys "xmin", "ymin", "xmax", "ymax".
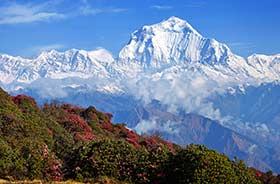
[
  {"xmin": 247, "ymin": 54, "xmax": 280, "ymax": 80},
  {"xmin": 1, "ymin": 15, "xmax": 280, "ymax": 139},
  {"xmin": 117, "ymin": 16, "xmax": 279, "ymax": 82},
  {"xmin": 34, "ymin": 48, "xmax": 114, "ymax": 79},
  {"xmin": 1, "ymin": 16, "xmax": 279, "ymax": 127},
  {"xmin": 119, "ymin": 16, "xmax": 233, "ymax": 67},
  {"xmin": 0, "ymin": 54, "xmax": 33, "ymax": 84},
  {"xmin": 0, "ymin": 48, "xmax": 114, "ymax": 84},
  {"xmin": 1, "ymin": 16, "xmax": 279, "ymax": 86}
]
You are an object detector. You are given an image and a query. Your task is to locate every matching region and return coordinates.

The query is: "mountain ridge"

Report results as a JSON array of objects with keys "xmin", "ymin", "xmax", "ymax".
[{"xmin": 0, "ymin": 16, "xmax": 279, "ymax": 87}]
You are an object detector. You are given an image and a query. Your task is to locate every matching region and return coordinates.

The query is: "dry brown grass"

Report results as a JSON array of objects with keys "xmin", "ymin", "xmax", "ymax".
[
  {"xmin": 0, "ymin": 180, "xmax": 42, "ymax": 184},
  {"xmin": 0, "ymin": 180, "xmax": 84, "ymax": 184},
  {"xmin": 0, "ymin": 178, "xmax": 129, "ymax": 184}
]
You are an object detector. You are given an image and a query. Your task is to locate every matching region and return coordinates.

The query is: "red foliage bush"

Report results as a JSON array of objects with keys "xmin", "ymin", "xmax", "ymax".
[
  {"xmin": 45, "ymin": 159, "xmax": 62, "ymax": 181},
  {"xmin": 255, "ymin": 169, "xmax": 263, "ymax": 177},
  {"xmin": 164, "ymin": 141, "xmax": 175, "ymax": 153},
  {"xmin": 12, "ymin": 94, "xmax": 37, "ymax": 107},
  {"xmin": 42, "ymin": 144, "xmax": 49, "ymax": 158},
  {"xmin": 63, "ymin": 113, "xmax": 95, "ymax": 141},
  {"xmin": 140, "ymin": 137, "xmax": 158, "ymax": 149},
  {"xmin": 126, "ymin": 137, "xmax": 139, "ymax": 148},
  {"xmin": 253, "ymin": 169, "xmax": 280, "ymax": 184},
  {"xmin": 101, "ymin": 122, "xmax": 112, "ymax": 131},
  {"xmin": 126, "ymin": 130, "xmax": 137, "ymax": 139},
  {"xmin": 61, "ymin": 104, "xmax": 84, "ymax": 114},
  {"xmin": 105, "ymin": 113, "xmax": 113, "ymax": 121}
]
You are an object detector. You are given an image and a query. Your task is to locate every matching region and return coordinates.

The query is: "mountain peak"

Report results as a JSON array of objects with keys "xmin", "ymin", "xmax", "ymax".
[
  {"xmin": 166, "ymin": 16, "xmax": 183, "ymax": 22},
  {"xmin": 162, "ymin": 16, "xmax": 187, "ymax": 26},
  {"xmin": 37, "ymin": 49, "xmax": 61, "ymax": 58},
  {"xmin": 157, "ymin": 16, "xmax": 201, "ymax": 36},
  {"xmin": 118, "ymin": 16, "xmax": 230, "ymax": 68}
]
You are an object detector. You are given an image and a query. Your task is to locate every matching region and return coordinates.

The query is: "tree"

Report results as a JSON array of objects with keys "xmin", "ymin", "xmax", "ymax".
[{"xmin": 162, "ymin": 144, "xmax": 260, "ymax": 184}]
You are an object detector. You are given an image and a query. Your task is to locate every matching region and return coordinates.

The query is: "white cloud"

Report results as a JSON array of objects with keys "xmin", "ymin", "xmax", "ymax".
[
  {"xmin": 0, "ymin": 1, "xmax": 128, "ymax": 24},
  {"xmin": 81, "ymin": 8, "xmax": 127, "ymax": 15},
  {"xmin": 80, "ymin": 0, "xmax": 127, "ymax": 15},
  {"xmin": 124, "ymin": 66, "xmax": 232, "ymax": 122},
  {"xmin": 0, "ymin": 3, "xmax": 65, "ymax": 24},
  {"xmin": 32, "ymin": 44, "xmax": 65, "ymax": 52},
  {"xmin": 135, "ymin": 119, "xmax": 158, "ymax": 134},
  {"xmin": 22, "ymin": 44, "xmax": 65, "ymax": 58},
  {"xmin": 151, "ymin": 5, "xmax": 173, "ymax": 10},
  {"xmin": 135, "ymin": 118, "xmax": 179, "ymax": 135}
]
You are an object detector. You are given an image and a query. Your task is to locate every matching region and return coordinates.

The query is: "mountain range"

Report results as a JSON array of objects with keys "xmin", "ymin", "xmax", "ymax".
[{"xmin": 0, "ymin": 16, "xmax": 280, "ymax": 172}]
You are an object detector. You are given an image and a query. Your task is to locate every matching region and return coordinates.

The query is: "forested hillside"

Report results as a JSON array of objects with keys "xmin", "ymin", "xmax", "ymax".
[{"xmin": 0, "ymin": 87, "xmax": 276, "ymax": 183}]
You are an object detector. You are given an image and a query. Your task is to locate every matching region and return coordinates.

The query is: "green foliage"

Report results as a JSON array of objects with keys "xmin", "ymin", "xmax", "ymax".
[
  {"xmin": 0, "ymin": 88, "xmax": 263, "ymax": 183},
  {"xmin": 232, "ymin": 158, "xmax": 262, "ymax": 184},
  {"xmin": 69, "ymin": 139, "xmax": 138, "ymax": 182},
  {"xmin": 162, "ymin": 144, "xmax": 260, "ymax": 184},
  {"xmin": 0, "ymin": 138, "xmax": 16, "ymax": 178}
]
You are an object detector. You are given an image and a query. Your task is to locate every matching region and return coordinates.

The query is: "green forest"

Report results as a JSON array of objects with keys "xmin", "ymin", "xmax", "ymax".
[{"xmin": 0, "ymin": 87, "xmax": 278, "ymax": 184}]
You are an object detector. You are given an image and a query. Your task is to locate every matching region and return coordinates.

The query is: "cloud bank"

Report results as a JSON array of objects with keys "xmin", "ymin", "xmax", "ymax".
[
  {"xmin": 124, "ymin": 66, "xmax": 230, "ymax": 122},
  {"xmin": 0, "ymin": 2, "xmax": 65, "ymax": 24},
  {"xmin": 150, "ymin": 5, "xmax": 173, "ymax": 10},
  {"xmin": 0, "ymin": 0, "xmax": 128, "ymax": 25},
  {"xmin": 80, "ymin": 0, "xmax": 128, "ymax": 16}
]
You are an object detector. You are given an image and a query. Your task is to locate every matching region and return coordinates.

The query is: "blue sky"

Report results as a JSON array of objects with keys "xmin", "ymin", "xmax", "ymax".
[{"xmin": 0, "ymin": 0, "xmax": 279, "ymax": 58}]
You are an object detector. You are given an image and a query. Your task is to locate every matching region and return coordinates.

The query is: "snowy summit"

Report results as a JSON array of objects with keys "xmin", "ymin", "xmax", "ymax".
[{"xmin": 0, "ymin": 16, "xmax": 279, "ymax": 86}]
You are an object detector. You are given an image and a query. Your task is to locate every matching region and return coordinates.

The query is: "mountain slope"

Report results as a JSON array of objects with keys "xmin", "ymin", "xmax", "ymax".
[
  {"xmin": 0, "ymin": 87, "xmax": 262, "ymax": 183},
  {"xmin": 16, "ymin": 87, "xmax": 278, "ymax": 172},
  {"xmin": 0, "ymin": 87, "xmax": 174, "ymax": 181},
  {"xmin": 212, "ymin": 82, "xmax": 280, "ymax": 134}
]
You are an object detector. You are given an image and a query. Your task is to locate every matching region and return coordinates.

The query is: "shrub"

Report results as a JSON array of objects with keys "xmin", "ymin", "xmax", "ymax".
[{"xmin": 162, "ymin": 144, "xmax": 260, "ymax": 184}]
